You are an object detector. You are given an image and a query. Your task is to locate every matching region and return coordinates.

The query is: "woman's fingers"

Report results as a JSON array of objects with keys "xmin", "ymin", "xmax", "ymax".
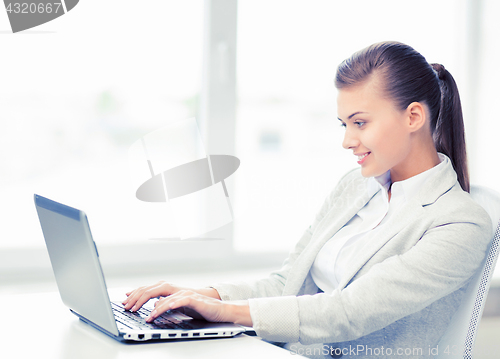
[
  {"xmin": 145, "ymin": 290, "xmax": 225, "ymax": 323},
  {"xmin": 123, "ymin": 281, "xmax": 174, "ymax": 311},
  {"xmin": 130, "ymin": 283, "xmax": 167, "ymax": 311},
  {"xmin": 122, "ymin": 282, "xmax": 223, "ymax": 313},
  {"xmin": 145, "ymin": 291, "xmax": 192, "ymax": 322},
  {"xmin": 122, "ymin": 285, "xmax": 147, "ymax": 308}
]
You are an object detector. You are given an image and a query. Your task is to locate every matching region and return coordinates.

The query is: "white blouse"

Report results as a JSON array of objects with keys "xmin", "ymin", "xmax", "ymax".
[{"xmin": 310, "ymin": 154, "xmax": 448, "ymax": 293}]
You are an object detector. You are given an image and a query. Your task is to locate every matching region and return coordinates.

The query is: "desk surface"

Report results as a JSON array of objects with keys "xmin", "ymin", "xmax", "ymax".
[{"xmin": 2, "ymin": 291, "xmax": 304, "ymax": 359}]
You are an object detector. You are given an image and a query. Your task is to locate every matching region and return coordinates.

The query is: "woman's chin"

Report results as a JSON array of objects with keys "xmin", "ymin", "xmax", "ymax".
[
  {"xmin": 360, "ymin": 166, "xmax": 374, "ymax": 178},
  {"xmin": 360, "ymin": 166, "xmax": 386, "ymax": 179}
]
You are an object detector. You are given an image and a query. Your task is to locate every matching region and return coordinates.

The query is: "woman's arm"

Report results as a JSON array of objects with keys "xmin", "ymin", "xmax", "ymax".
[{"xmin": 247, "ymin": 217, "xmax": 491, "ymax": 344}]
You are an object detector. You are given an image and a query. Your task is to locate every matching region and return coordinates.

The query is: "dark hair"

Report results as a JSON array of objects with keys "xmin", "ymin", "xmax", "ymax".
[{"xmin": 335, "ymin": 41, "xmax": 469, "ymax": 192}]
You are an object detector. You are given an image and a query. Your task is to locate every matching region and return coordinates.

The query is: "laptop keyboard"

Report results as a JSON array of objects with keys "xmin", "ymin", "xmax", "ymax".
[{"xmin": 111, "ymin": 302, "xmax": 195, "ymax": 331}]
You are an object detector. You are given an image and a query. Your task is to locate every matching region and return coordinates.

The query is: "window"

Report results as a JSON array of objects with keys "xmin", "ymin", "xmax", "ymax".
[
  {"xmin": 1, "ymin": 1, "xmax": 204, "ymax": 248},
  {"xmin": 3, "ymin": 0, "xmax": 498, "ymax": 282},
  {"xmin": 473, "ymin": 0, "xmax": 500, "ymax": 192}
]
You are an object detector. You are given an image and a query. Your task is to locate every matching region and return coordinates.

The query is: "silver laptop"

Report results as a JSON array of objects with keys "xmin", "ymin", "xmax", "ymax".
[{"xmin": 34, "ymin": 194, "xmax": 246, "ymax": 342}]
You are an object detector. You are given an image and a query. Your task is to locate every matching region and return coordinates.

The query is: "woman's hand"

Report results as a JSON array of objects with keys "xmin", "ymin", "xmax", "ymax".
[
  {"xmin": 122, "ymin": 280, "xmax": 221, "ymax": 312},
  {"xmin": 145, "ymin": 290, "xmax": 253, "ymax": 327}
]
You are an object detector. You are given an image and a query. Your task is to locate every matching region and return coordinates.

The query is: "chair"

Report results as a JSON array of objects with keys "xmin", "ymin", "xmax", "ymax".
[{"xmin": 436, "ymin": 185, "xmax": 500, "ymax": 358}]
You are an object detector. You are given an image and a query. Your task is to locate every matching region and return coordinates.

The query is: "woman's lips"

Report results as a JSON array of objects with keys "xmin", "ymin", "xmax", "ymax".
[{"xmin": 356, "ymin": 152, "xmax": 370, "ymax": 165}]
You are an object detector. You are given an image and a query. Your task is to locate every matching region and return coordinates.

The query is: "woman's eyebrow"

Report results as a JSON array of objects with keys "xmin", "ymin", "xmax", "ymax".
[{"xmin": 338, "ymin": 111, "xmax": 367, "ymax": 121}]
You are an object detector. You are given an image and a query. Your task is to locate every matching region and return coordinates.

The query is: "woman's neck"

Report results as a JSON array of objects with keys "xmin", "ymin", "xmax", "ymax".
[{"xmin": 390, "ymin": 132, "xmax": 441, "ymax": 183}]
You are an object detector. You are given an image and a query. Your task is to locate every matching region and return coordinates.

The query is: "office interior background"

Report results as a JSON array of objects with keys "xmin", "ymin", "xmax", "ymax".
[{"xmin": 1, "ymin": 0, "xmax": 499, "ymax": 300}]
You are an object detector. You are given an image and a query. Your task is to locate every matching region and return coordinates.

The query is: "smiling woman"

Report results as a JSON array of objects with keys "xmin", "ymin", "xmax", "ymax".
[
  {"xmin": 123, "ymin": 42, "xmax": 492, "ymax": 358},
  {"xmin": 232, "ymin": 0, "xmax": 475, "ymax": 255},
  {"xmin": 337, "ymin": 78, "xmax": 440, "ymax": 182},
  {"xmin": 336, "ymin": 42, "xmax": 468, "ymax": 191}
]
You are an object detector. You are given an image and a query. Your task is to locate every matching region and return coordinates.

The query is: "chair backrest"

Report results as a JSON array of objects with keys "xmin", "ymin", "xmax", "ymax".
[{"xmin": 436, "ymin": 185, "xmax": 500, "ymax": 358}]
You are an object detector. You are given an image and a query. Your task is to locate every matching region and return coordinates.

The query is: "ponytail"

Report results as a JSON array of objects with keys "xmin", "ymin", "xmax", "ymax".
[
  {"xmin": 335, "ymin": 42, "xmax": 470, "ymax": 192},
  {"xmin": 430, "ymin": 64, "xmax": 469, "ymax": 192}
]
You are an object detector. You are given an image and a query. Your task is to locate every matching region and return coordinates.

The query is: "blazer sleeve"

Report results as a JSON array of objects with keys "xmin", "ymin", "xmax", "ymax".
[
  {"xmin": 247, "ymin": 203, "xmax": 492, "ymax": 344},
  {"xmin": 210, "ymin": 169, "xmax": 361, "ymax": 301}
]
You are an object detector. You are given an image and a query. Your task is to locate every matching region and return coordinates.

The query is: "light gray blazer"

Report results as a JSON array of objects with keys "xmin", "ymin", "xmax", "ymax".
[{"xmin": 212, "ymin": 157, "xmax": 492, "ymax": 357}]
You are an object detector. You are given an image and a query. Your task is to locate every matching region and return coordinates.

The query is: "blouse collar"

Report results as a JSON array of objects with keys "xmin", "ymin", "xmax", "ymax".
[{"xmin": 368, "ymin": 153, "xmax": 448, "ymax": 203}]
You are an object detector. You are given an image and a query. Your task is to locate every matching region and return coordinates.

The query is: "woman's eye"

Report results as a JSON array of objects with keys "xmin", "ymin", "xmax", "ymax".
[
  {"xmin": 354, "ymin": 121, "xmax": 365, "ymax": 128},
  {"xmin": 340, "ymin": 122, "xmax": 346, "ymax": 128}
]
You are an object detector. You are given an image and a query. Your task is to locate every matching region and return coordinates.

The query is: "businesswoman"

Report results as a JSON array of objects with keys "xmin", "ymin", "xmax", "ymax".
[{"xmin": 123, "ymin": 42, "xmax": 491, "ymax": 357}]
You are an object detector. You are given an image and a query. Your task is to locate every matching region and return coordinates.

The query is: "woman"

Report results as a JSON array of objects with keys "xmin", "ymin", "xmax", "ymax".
[{"xmin": 123, "ymin": 42, "xmax": 491, "ymax": 357}]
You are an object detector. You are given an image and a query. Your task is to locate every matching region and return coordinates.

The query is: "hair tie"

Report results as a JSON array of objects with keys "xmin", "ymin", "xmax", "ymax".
[{"xmin": 431, "ymin": 63, "xmax": 446, "ymax": 81}]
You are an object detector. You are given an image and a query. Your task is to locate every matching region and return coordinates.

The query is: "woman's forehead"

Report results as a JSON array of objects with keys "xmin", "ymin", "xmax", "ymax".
[{"xmin": 337, "ymin": 80, "xmax": 387, "ymax": 117}]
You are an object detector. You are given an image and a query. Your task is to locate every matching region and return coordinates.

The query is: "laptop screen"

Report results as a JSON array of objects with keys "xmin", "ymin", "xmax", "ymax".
[{"xmin": 34, "ymin": 194, "xmax": 118, "ymax": 336}]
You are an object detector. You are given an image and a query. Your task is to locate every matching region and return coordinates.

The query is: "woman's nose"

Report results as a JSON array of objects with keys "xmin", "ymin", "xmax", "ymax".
[{"xmin": 342, "ymin": 128, "xmax": 359, "ymax": 150}]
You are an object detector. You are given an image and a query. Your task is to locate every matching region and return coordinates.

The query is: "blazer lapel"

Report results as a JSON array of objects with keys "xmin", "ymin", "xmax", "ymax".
[
  {"xmin": 337, "ymin": 199, "xmax": 425, "ymax": 289},
  {"xmin": 282, "ymin": 184, "xmax": 377, "ymax": 296},
  {"xmin": 337, "ymin": 157, "xmax": 458, "ymax": 289}
]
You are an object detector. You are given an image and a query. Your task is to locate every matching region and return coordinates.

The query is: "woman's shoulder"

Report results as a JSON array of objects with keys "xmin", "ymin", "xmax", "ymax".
[{"xmin": 428, "ymin": 182, "xmax": 492, "ymax": 235}]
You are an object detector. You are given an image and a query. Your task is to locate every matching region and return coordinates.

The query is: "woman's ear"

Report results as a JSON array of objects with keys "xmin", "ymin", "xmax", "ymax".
[{"xmin": 406, "ymin": 102, "xmax": 427, "ymax": 132}]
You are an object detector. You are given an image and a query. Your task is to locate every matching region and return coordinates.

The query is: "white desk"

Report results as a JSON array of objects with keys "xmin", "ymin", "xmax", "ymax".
[{"xmin": 2, "ymin": 291, "xmax": 305, "ymax": 359}]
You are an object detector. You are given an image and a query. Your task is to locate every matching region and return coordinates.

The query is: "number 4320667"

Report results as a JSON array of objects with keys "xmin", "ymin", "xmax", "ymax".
[{"xmin": 6, "ymin": 3, "xmax": 63, "ymax": 14}]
